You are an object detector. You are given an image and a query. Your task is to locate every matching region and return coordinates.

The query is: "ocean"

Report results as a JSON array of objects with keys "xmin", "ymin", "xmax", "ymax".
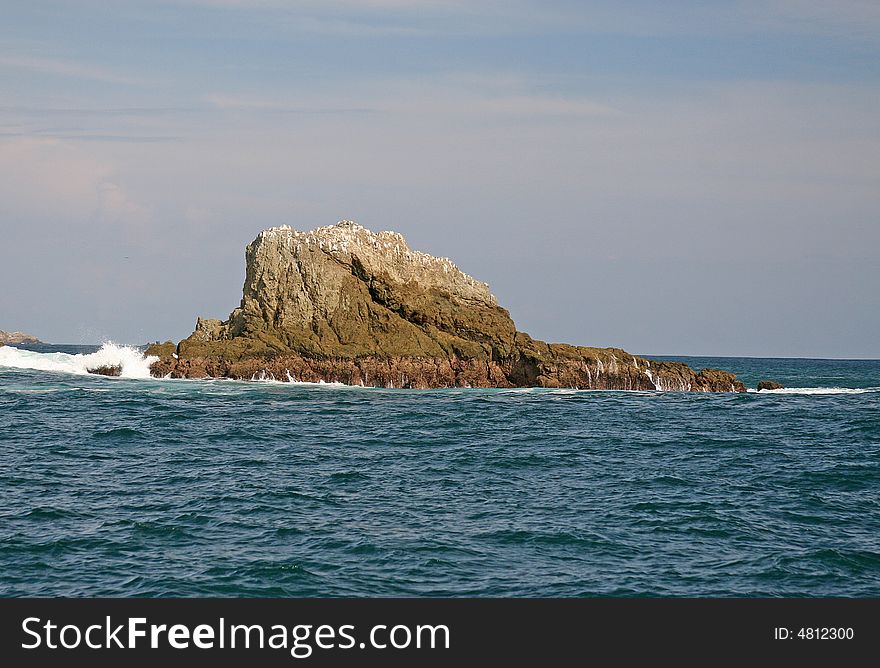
[{"xmin": 1, "ymin": 344, "xmax": 878, "ymax": 597}]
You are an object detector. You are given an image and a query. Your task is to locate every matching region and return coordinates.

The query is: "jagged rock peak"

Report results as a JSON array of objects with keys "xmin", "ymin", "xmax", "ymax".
[{"xmin": 253, "ymin": 220, "xmax": 497, "ymax": 306}]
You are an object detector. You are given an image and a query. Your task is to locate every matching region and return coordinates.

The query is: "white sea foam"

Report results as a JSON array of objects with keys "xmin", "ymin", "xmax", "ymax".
[
  {"xmin": 0, "ymin": 343, "xmax": 158, "ymax": 379},
  {"xmin": 289, "ymin": 379, "xmax": 354, "ymax": 388},
  {"xmin": 250, "ymin": 370, "xmax": 280, "ymax": 383},
  {"xmin": 247, "ymin": 372, "xmax": 349, "ymax": 386},
  {"xmin": 749, "ymin": 387, "xmax": 876, "ymax": 395}
]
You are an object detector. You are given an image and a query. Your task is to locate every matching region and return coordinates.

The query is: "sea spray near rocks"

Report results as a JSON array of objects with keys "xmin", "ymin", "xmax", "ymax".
[
  {"xmin": 0, "ymin": 343, "xmax": 157, "ymax": 379},
  {"xmin": 148, "ymin": 220, "xmax": 746, "ymax": 391}
]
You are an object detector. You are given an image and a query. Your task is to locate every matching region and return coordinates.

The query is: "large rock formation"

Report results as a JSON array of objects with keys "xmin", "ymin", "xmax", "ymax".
[
  {"xmin": 0, "ymin": 330, "xmax": 42, "ymax": 345},
  {"xmin": 148, "ymin": 221, "xmax": 746, "ymax": 392}
]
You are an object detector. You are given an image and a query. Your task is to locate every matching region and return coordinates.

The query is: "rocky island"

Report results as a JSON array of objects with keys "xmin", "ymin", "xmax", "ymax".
[
  {"xmin": 0, "ymin": 330, "xmax": 42, "ymax": 345},
  {"xmin": 147, "ymin": 221, "xmax": 746, "ymax": 391}
]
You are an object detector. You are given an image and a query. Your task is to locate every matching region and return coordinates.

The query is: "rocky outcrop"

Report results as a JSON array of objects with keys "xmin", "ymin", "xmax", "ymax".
[
  {"xmin": 148, "ymin": 220, "xmax": 746, "ymax": 392},
  {"xmin": 0, "ymin": 330, "xmax": 42, "ymax": 345},
  {"xmin": 757, "ymin": 380, "xmax": 784, "ymax": 391},
  {"xmin": 87, "ymin": 365, "xmax": 122, "ymax": 377}
]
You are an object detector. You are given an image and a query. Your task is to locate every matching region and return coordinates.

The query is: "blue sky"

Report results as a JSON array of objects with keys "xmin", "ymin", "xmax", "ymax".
[{"xmin": 1, "ymin": 1, "xmax": 878, "ymax": 356}]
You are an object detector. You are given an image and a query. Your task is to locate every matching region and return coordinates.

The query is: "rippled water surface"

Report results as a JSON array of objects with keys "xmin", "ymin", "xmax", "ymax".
[{"xmin": 1, "ymin": 348, "xmax": 878, "ymax": 596}]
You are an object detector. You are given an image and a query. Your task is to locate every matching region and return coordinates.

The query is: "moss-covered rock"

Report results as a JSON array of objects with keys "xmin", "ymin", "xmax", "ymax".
[{"xmin": 145, "ymin": 341, "xmax": 176, "ymax": 358}]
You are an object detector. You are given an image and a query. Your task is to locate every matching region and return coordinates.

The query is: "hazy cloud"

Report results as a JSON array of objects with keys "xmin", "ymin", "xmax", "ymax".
[{"xmin": 0, "ymin": 54, "xmax": 147, "ymax": 85}]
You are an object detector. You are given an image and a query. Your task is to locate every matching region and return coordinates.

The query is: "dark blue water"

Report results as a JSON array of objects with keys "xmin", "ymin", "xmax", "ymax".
[{"xmin": 1, "ymin": 345, "xmax": 878, "ymax": 597}]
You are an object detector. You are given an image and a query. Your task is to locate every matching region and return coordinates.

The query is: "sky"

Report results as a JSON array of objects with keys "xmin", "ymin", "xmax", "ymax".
[{"xmin": 1, "ymin": 1, "xmax": 878, "ymax": 357}]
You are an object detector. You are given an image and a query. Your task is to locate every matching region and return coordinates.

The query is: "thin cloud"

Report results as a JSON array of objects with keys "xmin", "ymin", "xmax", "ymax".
[
  {"xmin": 159, "ymin": 0, "xmax": 541, "ymax": 37},
  {"xmin": 275, "ymin": 14, "xmax": 443, "ymax": 37},
  {"xmin": 176, "ymin": 0, "xmax": 473, "ymax": 10},
  {"xmin": 35, "ymin": 132, "xmax": 181, "ymax": 143},
  {"xmin": 0, "ymin": 106, "xmax": 198, "ymax": 117},
  {"xmin": 423, "ymin": 94, "xmax": 618, "ymax": 118},
  {"xmin": 204, "ymin": 93, "xmax": 376, "ymax": 114},
  {"xmin": 759, "ymin": 0, "xmax": 880, "ymax": 35},
  {"xmin": 205, "ymin": 73, "xmax": 618, "ymax": 120},
  {"xmin": 0, "ymin": 55, "xmax": 147, "ymax": 85},
  {"xmin": 159, "ymin": 1, "xmax": 880, "ymax": 39}
]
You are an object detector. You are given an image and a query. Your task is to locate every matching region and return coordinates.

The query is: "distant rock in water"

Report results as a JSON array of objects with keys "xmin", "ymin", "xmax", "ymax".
[
  {"xmin": 87, "ymin": 365, "xmax": 123, "ymax": 377},
  {"xmin": 757, "ymin": 380, "xmax": 785, "ymax": 391},
  {"xmin": 148, "ymin": 220, "xmax": 746, "ymax": 392},
  {"xmin": 0, "ymin": 330, "xmax": 42, "ymax": 345}
]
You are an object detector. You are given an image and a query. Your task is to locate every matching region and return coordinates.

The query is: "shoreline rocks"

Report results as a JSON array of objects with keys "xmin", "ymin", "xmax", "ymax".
[
  {"xmin": 148, "ymin": 349, "xmax": 744, "ymax": 391},
  {"xmin": 87, "ymin": 365, "xmax": 123, "ymax": 377},
  {"xmin": 0, "ymin": 330, "xmax": 42, "ymax": 345},
  {"xmin": 757, "ymin": 380, "xmax": 785, "ymax": 391},
  {"xmin": 148, "ymin": 220, "xmax": 746, "ymax": 392}
]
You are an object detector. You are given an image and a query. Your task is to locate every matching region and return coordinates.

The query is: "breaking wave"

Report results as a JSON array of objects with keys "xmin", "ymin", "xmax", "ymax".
[{"xmin": 0, "ymin": 343, "xmax": 157, "ymax": 379}]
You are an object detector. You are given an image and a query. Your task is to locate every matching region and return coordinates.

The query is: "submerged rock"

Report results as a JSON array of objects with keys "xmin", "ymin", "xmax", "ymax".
[
  {"xmin": 0, "ymin": 330, "xmax": 42, "ymax": 345},
  {"xmin": 757, "ymin": 380, "xmax": 784, "ymax": 391},
  {"xmin": 87, "ymin": 365, "xmax": 122, "ymax": 377},
  {"xmin": 148, "ymin": 220, "xmax": 746, "ymax": 392}
]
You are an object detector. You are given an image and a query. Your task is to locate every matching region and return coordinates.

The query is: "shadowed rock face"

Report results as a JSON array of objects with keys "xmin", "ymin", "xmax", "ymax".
[{"xmin": 148, "ymin": 220, "xmax": 746, "ymax": 392}]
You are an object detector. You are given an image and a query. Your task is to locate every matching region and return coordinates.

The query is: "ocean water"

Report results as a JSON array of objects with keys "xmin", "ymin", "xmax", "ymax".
[{"xmin": 1, "ymin": 344, "xmax": 878, "ymax": 597}]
